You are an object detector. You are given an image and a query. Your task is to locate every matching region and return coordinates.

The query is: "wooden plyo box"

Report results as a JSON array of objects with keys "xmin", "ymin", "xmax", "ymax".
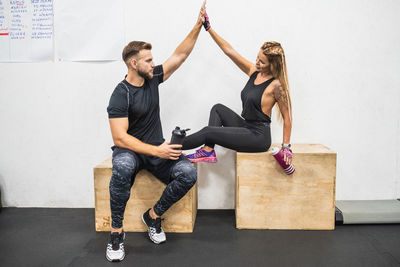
[
  {"xmin": 236, "ymin": 144, "xmax": 336, "ymax": 230},
  {"xmin": 94, "ymin": 158, "xmax": 197, "ymax": 233}
]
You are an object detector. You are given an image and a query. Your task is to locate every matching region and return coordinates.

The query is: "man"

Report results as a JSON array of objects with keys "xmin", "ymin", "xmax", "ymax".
[{"xmin": 105, "ymin": 4, "xmax": 205, "ymax": 262}]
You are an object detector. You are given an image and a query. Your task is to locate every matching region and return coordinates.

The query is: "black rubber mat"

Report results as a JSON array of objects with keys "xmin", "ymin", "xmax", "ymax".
[{"xmin": 0, "ymin": 208, "xmax": 400, "ymax": 267}]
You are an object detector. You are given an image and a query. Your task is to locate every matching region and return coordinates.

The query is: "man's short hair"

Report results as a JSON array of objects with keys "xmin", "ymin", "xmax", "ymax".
[{"xmin": 122, "ymin": 41, "xmax": 152, "ymax": 67}]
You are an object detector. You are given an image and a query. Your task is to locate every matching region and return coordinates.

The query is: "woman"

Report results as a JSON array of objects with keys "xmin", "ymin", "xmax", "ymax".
[{"xmin": 183, "ymin": 11, "xmax": 293, "ymax": 165}]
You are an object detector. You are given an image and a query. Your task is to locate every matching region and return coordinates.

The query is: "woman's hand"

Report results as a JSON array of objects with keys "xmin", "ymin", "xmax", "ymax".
[
  {"xmin": 281, "ymin": 147, "xmax": 293, "ymax": 165},
  {"xmin": 203, "ymin": 12, "xmax": 211, "ymax": 31}
]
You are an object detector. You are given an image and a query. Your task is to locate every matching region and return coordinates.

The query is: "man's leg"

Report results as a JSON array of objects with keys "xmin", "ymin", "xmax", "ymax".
[
  {"xmin": 106, "ymin": 149, "xmax": 140, "ymax": 262},
  {"xmin": 142, "ymin": 156, "xmax": 197, "ymax": 244},
  {"xmin": 153, "ymin": 158, "xmax": 197, "ymax": 215},
  {"xmin": 110, "ymin": 151, "xmax": 139, "ymax": 230}
]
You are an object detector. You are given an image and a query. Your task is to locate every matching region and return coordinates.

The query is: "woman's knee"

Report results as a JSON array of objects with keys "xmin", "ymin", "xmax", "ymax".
[
  {"xmin": 201, "ymin": 125, "xmax": 212, "ymax": 133},
  {"xmin": 210, "ymin": 103, "xmax": 224, "ymax": 114}
]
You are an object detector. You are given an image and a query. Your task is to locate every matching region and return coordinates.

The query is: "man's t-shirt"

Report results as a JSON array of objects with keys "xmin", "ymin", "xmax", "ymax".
[{"xmin": 107, "ymin": 65, "xmax": 165, "ymax": 145}]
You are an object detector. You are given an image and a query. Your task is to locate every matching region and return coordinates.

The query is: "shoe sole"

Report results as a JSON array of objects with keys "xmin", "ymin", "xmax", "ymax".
[
  {"xmin": 106, "ymin": 253, "xmax": 125, "ymax": 262},
  {"xmin": 187, "ymin": 157, "xmax": 217, "ymax": 163},
  {"xmin": 141, "ymin": 214, "xmax": 166, "ymax": 245}
]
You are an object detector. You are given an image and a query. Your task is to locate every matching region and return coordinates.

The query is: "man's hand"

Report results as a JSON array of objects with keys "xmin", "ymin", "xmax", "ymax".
[
  {"xmin": 156, "ymin": 142, "xmax": 183, "ymax": 160},
  {"xmin": 197, "ymin": 0, "xmax": 206, "ymax": 25},
  {"xmin": 199, "ymin": 1, "xmax": 211, "ymax": 31}
]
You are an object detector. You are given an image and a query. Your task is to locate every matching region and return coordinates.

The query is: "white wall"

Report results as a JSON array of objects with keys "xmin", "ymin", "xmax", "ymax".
[{"xmin": 0, "ymin": 0, "xmax": 399, "ymax": 208}]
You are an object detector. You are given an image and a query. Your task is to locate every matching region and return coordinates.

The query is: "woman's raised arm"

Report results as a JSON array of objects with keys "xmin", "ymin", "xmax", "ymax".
[{"xmin": 205, "ymin": 13, "xmax": 256, "ymax": 77}]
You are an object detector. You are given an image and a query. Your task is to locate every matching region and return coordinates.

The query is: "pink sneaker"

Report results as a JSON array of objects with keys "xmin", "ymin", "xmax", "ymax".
[{"xmin": 185, "ymin": 148, "xmax": 217, "ymax": 163}]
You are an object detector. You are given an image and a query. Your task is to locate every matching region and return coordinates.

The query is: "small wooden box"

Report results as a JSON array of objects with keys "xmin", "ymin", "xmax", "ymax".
[
  {"xmin": 94, "ymin": 158, "xmax": 197, "ymax": 233},
  {"xmin": 236, "ymin": 144, "xmax": 336, "ymax": 230}
]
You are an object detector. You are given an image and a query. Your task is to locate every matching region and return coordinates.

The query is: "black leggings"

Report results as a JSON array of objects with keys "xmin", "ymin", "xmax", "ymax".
[{"xmin": 182, "ymin": 103, "xmax": 271, "ymax": 153}]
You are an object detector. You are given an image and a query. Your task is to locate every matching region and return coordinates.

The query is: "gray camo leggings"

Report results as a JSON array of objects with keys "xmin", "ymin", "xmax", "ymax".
[{"xmin": 109, "ymin": 149, "xmax": 197, "ymax": 229}]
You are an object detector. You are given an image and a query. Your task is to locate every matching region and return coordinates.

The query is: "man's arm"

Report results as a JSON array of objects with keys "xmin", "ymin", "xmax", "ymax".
[
  {"xmin": 109, "ymin": 118, "xmax": 182, "ymax": 160},
  {"xmin": 162, "ymin": 3, "xmax": 205, "ymax": 82}
]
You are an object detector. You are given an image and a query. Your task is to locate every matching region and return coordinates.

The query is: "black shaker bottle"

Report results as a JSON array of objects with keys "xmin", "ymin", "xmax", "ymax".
[{"xmin": 170, "ymin": 127, "xmax": 190, "ymax": 146}]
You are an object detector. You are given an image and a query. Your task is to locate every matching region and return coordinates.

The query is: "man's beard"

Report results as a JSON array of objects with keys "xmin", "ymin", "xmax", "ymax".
[{"xmin": 138, "ymin": 68, "xmax": 153, "ymax": 80}]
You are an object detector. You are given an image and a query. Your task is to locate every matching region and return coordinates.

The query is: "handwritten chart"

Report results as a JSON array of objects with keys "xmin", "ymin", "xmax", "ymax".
[{"xmin": 0, "ymin": 0, "xmax": 53, "ymax": 62}]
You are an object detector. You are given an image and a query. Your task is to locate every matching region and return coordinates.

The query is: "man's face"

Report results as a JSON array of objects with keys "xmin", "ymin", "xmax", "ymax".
[{"xmin": 133, "ymin": 49, "xmax": 155, "ymax": 80}]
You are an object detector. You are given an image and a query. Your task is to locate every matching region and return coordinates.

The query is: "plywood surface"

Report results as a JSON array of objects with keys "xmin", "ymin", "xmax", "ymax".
[
  {"xmin": 236, "ymin": 144, "xmax": 336, "ymax": 230},
  {"xmin": 94, "ymin": 158, "xmax": 197, "ymax": 233}
]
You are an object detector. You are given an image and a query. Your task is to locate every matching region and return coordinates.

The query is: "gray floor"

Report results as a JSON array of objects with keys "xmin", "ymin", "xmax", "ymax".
[{"xmin": 0, "ymin": 208, "xmax": 400, "ymax": 267}]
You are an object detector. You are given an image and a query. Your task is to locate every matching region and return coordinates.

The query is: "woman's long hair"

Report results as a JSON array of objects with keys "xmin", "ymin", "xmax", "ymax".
[{"xmin": 261, "ymin": 42, "xmax": 292, "ymax": 123}]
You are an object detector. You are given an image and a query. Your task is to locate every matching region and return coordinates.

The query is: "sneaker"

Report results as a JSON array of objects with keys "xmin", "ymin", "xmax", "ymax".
[
  {"xmin": 141, "ymin": 209, "xmax": 166, "ymax": 244},
  {"xmin": 185, "ymin": 147, "xmax": 217, "ymax": 163},
  {"xmin": 106, "ymin": 231, "xmax": 125, "ymax": 262}
]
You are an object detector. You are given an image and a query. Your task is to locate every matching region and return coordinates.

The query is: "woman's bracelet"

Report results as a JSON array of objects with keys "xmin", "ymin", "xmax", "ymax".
[
  {"xmin": 281, "ymin": 143, "xmax": 292, "ymax": 152},
  {"xmin": 203, "ymin": 13, "xmax": 211, "ymax": 31}
]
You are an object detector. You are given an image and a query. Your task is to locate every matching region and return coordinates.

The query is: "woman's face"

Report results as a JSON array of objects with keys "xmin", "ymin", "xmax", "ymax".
[{"xmin": 255, "ymin": 49, "xmax": 270, "ymax": 74}]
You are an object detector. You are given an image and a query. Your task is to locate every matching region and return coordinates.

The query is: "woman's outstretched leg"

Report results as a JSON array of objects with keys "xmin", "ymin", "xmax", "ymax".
[
  {"xmin": 183, "ymin": 103, "xmax": 245, "ymax": 162},
  {"xmin": 204, "ymin": 103, "xmax": 245, "ymax": 149},
  {"xmin": 186, "ymin": 103, "xmax": 245, "ymax": 149},
  {"xmin": 183, "ymin": 125, "xmax": 270, "ymax": 162}
]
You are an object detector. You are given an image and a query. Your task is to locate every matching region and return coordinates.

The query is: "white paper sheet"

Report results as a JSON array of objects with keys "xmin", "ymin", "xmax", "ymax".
[
  {"xmin": 55, "ymin": 0, "xmax": 125, "ymax": 61},
  {"xmin": 0, "ymin": 0, "xmax": 54, "ymax": 62}
]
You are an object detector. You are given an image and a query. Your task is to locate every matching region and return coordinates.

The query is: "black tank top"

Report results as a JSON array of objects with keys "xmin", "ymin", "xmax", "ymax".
[{"xmin": 241, "ymin": 71, "xmax": 274, "ymax": 123}]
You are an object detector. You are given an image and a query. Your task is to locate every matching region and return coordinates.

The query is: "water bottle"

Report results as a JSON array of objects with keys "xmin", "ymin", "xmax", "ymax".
[
  {"xmin": 170, "ymin": 127, "xmax": 190, "ymax": 146},
  {"xmin": 270, "ymin": 147, "xmax": 295, "ymax": 175}
]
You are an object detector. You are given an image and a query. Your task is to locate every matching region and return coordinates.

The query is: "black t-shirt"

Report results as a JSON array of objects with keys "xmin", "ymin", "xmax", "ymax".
[{"xmin": 107, "ymin": 65, "xmax": 165, "ymax": 145}]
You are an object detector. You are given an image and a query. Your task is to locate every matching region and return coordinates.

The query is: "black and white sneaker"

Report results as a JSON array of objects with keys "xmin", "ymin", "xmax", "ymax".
[
  {"xmin": 106, "ymin": 232, "xmax": 126, "ymax": 262},
  {"xmin": 142, "ymin": 209, "xmax": 166, "ymax": 244}
]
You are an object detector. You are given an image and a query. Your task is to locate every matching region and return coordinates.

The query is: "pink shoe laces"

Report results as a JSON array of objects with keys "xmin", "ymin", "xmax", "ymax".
[{"xmin": 193, "ymin": 148, "xmax": 210, "ymax": 158}]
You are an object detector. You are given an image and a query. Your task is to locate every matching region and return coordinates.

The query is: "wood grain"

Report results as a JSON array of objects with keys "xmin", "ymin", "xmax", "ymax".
[
  {"xmin": 236, "ymin": 144, "xmax": 336, "ymax": 230},
  {"xmin": 94, "ymin": 158, "xmax": 197, "ymax": 233}
]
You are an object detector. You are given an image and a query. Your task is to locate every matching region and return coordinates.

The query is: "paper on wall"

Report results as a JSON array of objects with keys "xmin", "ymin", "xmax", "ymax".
[{"xmin": 0, "ymin": 0, "xmax": 54, "ymax": 62}]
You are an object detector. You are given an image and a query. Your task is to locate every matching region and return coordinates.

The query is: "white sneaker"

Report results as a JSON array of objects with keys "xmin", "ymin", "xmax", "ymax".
[
  {"xmin": 106, "ymin": 232, "xmax": 125, "ymax": 262},
  {"xmin": 142, "ymin": 209, "xmax": 166, "ymax": 244}
]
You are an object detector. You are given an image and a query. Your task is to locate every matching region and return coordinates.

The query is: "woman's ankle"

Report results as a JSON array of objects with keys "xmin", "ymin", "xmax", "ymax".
[{"xmin": 202, "ymin": 146, "xmax": 214, "ymax": 152}]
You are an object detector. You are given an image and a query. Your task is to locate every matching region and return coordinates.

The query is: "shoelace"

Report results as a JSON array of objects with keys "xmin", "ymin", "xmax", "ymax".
[
  {"xmin": 195, "ymin": 149, "xmax": 208, "ymax": 158},
  {"xmin": 153, "ymin": 218, "xmax": 164, "ymax": 234},
  {"xmin": 111, "ymin": 233, "xmax": 121, "ymax": 250}
]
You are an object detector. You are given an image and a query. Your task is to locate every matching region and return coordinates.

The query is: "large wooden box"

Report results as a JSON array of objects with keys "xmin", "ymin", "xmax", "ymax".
[
  {"xmin": 94, "ymin": 158, "xmax": 197, "ymax": 233},
  {"xmin": 236, "ymin": 144, "xmax": 336, "ymax": 230}
]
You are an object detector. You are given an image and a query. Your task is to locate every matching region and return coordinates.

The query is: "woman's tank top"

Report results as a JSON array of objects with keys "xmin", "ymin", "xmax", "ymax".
[{"xmin": 241, "ymin": 71, "xmax": 274, "ymax": 123}]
